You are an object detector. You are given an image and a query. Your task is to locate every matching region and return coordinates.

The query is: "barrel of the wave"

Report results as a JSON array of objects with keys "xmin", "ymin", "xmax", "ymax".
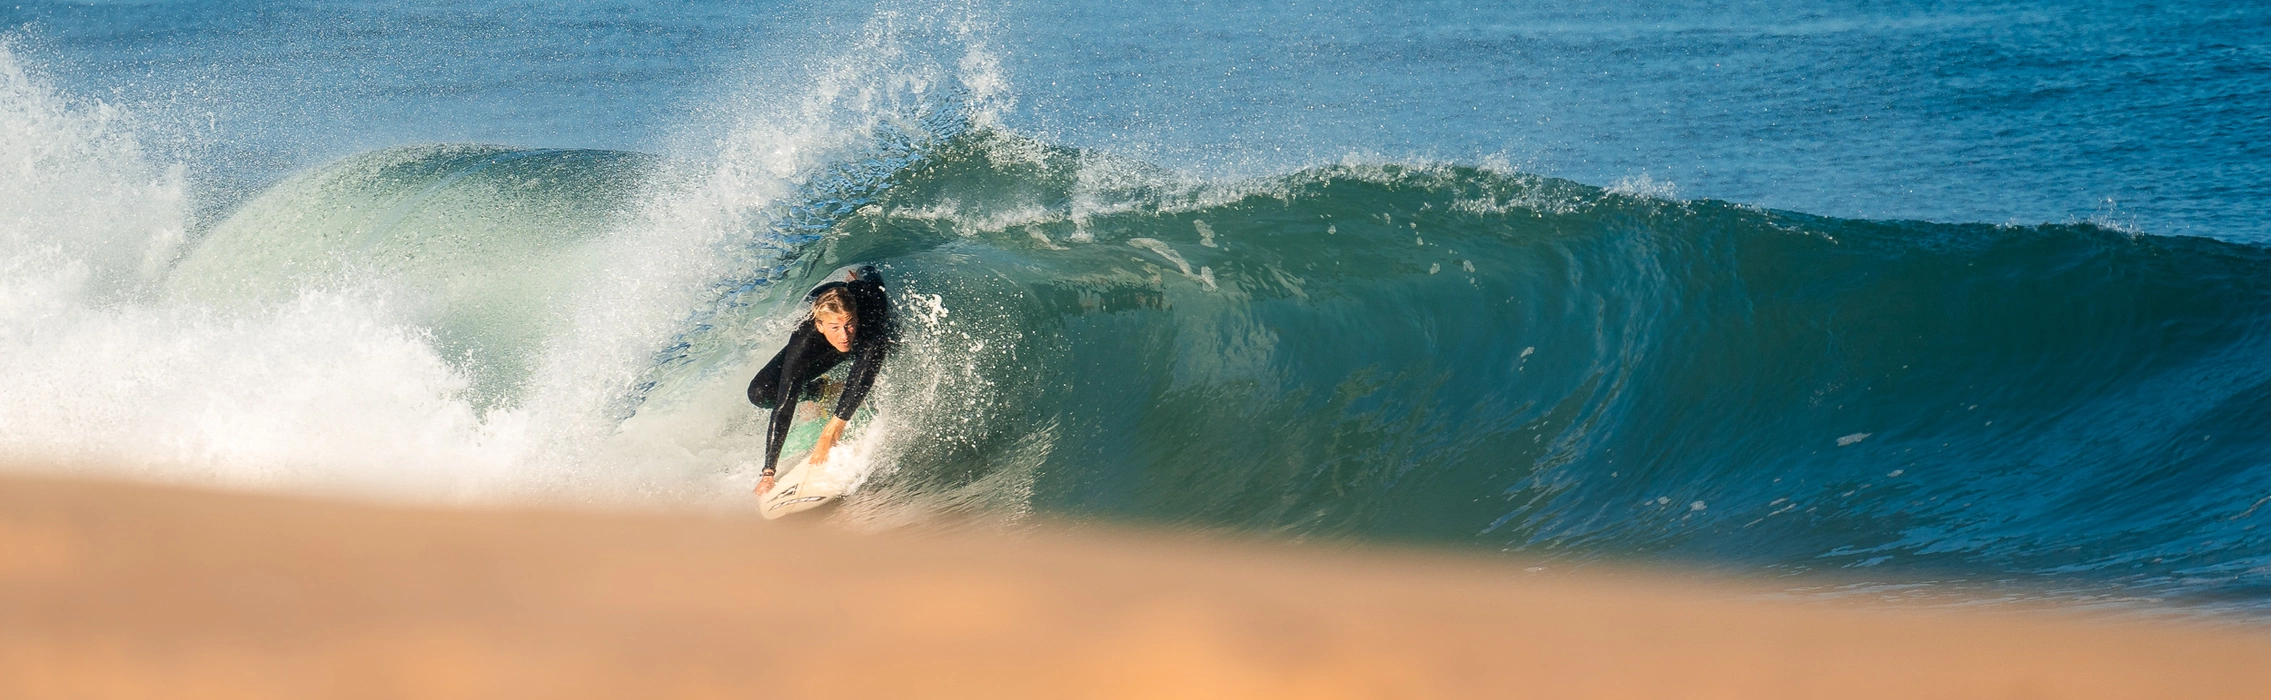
[{"xmin": 792, "ymin": 143, "xmax": 2271, "ymax": 614}]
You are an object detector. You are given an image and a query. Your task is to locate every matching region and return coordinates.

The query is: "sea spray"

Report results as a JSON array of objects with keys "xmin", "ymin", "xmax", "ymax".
[
  {"xmin": 0, "ymin": 46, "xmax": 522, "ymax": 497},
  {"xmin": 0, "ymin": 11, "xmax": 1015, "ymax": 505},
  {"xmin": 0, "ymin": 43, "xmax": 183, "ymax": 303},
  {"xmin": 507, "ymin": 4, "xmax": 1017, "ymax": 501}
]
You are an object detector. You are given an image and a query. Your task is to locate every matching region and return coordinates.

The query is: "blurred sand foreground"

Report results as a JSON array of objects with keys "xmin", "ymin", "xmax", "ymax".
[{"xmin": 1, "ymin": 474, "xmax": 2267, "ymax": 699}]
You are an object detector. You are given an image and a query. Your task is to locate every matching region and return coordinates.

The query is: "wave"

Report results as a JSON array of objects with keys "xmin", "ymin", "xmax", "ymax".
[
  {"xmin": 166, "ymin": 145, "xmax": 657, "ymax": 407},
  {"xmin": 0, "ymin": 12, "xmax": 1006, "ymax": 502},
  {"xmin": 8, "ymin": 32, "xmax": 2271, "ymax": 613},
  {"xmin": 671, "ymin": 131, "xmax": 2271, "ymax": 610}
]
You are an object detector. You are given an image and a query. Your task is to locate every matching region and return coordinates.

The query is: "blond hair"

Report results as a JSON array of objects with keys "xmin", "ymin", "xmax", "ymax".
[{"xmin": 812, "ymin": 287, "xmax": 855, "ymax": 324}]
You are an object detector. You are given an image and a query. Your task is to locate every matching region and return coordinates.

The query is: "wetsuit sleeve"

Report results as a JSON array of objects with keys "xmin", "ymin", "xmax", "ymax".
[
  {"xmin": 747, "ymin": 349, "xmax": 787, "ymax": 410},
  {"xmin": 758, "ymin": 325, "xmax": 826, "ymax": 475},
  {"xmin": 831, "ymin": 279, "xmax": 894, "ymax": 419},
  {"xmin": 832, "ymin": 335, "xmax": 887, "ymax": 419}
]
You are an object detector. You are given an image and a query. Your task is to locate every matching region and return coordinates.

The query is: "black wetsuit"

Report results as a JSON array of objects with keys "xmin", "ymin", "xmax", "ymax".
[{"xmin": 747, "ymin": 267, "xmax": 894, "ymax": 475}]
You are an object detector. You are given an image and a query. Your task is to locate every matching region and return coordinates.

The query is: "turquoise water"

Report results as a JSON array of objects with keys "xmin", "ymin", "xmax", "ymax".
[{"xmin": 4, "ymin": 0, "xmax": 2270, "ymax": 615}]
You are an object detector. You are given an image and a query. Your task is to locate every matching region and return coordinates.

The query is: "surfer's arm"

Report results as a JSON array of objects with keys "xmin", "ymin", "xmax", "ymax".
[
  {"xmin": 807, "ymin": 416, "xmax": 850, "ymax": 465},
  {"xmin": 832, "ymin": 326, "xmax": 889, "ymax": 419},
  {"xmin": 762, "ymin": 397, "xmax": 797, "ymax": 476},
  {"xmin": 757, "ymin": 327, "xmax": 825, "ymax": 477}
]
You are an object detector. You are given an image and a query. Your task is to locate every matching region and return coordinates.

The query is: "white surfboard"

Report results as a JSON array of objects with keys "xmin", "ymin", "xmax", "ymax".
[
  {"xmin": 754, "ymin": 402, "xmax": 879, "ymax": 520},
  {"xmin": 758, "ymin": 450, "xmax": 844, "ymax": 520}
]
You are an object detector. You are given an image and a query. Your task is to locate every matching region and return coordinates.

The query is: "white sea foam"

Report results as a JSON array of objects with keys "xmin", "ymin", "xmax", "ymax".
[
  {"xmin": 0, "ymin": 290, "xmax": 531, "ymax": 498},
  {"xmin": 1606, "ymin": 172, "xmax": 1680, "ymax": 200},
  {"xmin": 0, "ymin": 12, "xmax": 1026, "ymax": 512},
  {"xmin": 0, "ymin": 44, "xmax": 524, "ymax": 499},
  {"xmin": 0, "ymin": 44, "xmax": 184, "ymax": 301},
  {"xmin": 1127, "ymin": 237, "xmax": 1217, "ymax": 290}
]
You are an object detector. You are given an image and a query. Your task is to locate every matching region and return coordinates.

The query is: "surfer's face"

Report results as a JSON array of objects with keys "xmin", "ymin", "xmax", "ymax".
[{"xmin": 816, "ymin": 313, "xmax": 855, "ymax": 352}]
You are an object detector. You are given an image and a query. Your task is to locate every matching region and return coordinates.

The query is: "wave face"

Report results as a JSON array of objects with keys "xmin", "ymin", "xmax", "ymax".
[
  {"xmin": 584, "ymin": 132, "xmax": 2271, "ymax": 612},
  {"xmin": 18, "ymin": 125, "xmax": 2271, "ymax": 612}
]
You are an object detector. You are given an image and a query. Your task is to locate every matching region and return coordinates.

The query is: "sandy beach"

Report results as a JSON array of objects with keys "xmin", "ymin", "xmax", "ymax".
[{"xmin": 1, "ymin": 472, "xmax": 2265, "ymax": 699}]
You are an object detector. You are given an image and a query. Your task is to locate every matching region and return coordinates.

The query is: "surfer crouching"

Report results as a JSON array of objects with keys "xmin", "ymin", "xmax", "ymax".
[{"xmin": 747, "ymin": 265, "xmax": 894, "ymax": 497}]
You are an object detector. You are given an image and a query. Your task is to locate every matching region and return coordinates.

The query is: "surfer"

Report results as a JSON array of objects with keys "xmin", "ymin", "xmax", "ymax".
[{"xmin": 747, "ymin": 265, "xmax": 894, "ymax": 497}]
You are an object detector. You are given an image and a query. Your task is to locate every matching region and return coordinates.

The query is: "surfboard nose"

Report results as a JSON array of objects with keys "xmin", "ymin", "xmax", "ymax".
[{"xmin": 758, "ymin": 459, "xmax": 841, "ymax": 520}]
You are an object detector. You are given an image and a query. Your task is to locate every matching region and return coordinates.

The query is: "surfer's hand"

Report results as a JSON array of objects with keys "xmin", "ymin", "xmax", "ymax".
[
  {"xmin": 808, "ymin": 416, "xmax": 848, "ymax": 467},
  {"xmin": 755, "ymin": 474, "xmax": 776, "ymax": 496}
]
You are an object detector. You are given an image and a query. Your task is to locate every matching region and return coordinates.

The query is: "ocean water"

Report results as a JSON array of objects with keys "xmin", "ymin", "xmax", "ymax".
[{"xmin": 4, "ymin": 0, "xmax": 2270, "ymax": 616}]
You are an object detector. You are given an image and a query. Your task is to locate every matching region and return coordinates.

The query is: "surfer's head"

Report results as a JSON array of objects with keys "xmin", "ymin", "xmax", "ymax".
[{"xmin": 813, "ymin": 287, "xmax": 856, "ymax": 352}]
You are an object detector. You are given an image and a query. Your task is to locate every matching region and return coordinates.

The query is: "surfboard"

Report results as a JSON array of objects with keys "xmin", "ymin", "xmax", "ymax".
[
  {"xmin": 755, "ymin": 403, "xmax": 876, "ymax": 520},
  {"xmin": 758, "ymin": 447, "xmax": 841, "ymax": 519}
]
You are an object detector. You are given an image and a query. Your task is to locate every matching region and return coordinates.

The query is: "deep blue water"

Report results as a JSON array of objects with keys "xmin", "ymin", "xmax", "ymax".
[{"xmin": 9, "ymin": 0, "xmax": 2268, "ymax": 238}]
